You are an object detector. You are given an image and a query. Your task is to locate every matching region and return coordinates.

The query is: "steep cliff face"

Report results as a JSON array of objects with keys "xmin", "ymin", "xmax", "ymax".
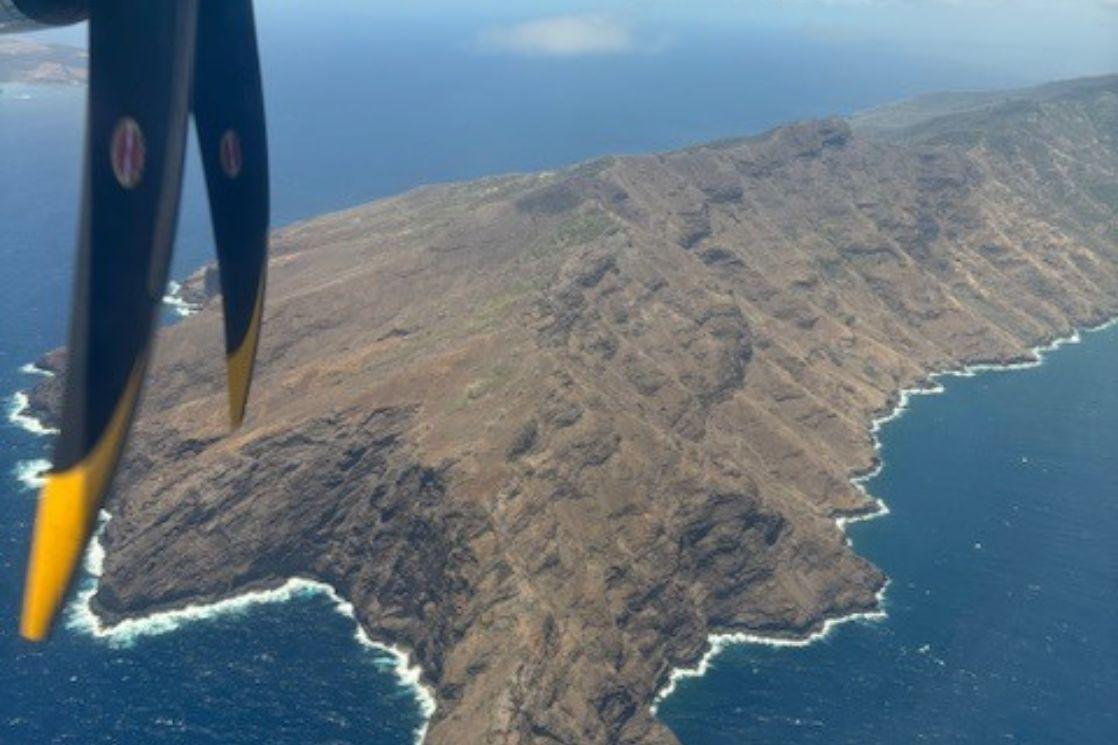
[{"xmin": 31, "ymin": 76, "xmax": 1118, "ymax": 743}]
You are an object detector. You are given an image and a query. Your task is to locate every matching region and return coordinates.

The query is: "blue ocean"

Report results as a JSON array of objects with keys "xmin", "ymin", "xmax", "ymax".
[{"xmin": 3, "ymin": 13, "xmax": 1113, "ymax": 745}]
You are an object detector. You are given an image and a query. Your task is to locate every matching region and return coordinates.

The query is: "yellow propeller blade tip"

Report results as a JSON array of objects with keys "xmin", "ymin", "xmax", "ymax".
[
  {"xmin": 21, "ymin": 470, "xmax": 97, "ymax": 642},
  {"xmin": 20, "ymin": 362, "xmax": 144, "ymax": 642},
  {"xmin": 224, "ymin": 276, "xmax": 264, "ymax": 430}
]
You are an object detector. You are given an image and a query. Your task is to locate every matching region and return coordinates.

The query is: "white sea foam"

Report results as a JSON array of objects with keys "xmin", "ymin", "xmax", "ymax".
[
  {"xmin": 6, "ymin": 391, "xmax": 59, "ymax": 436},
  {"xmin": 82, "ymin": 511, "xmax": 111, "ymax": 577},
  {"xmin": 1091, "ymin": 316, "xmax": 1118, "ymax": 332},
  {"xmin": 652, "ymin": 318, "xmax": 1117, "ymax": 714},
  {"xmin": 12, "ymin": 457, "xmax": 50, "ymax": 490},
  {"xmin": 19, "ymin": 362, "xmax": 54, "ymax": 378},
  {"xmin": 937, "ymin": 328, "xmax": 1082, "ymax": 379},
  {"xmin": 835, "ymin": 498, "xmax": 890, "ymax": 532},
  {"xmin": 162, "ymin": 280, "xmax": 201, "ymax": 318},
  {"xmin": 67, "ymin": 520, "xmax": 436, "ymax": 742},
  {"xmin": 330, "ymin": 589, "xmax": 438, "ymax": 741},
  {"xmin": 650, "ymin": 582, "xmax": 889, "ymax": 713}
]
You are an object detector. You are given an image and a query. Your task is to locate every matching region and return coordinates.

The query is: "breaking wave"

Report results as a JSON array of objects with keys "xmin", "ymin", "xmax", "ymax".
[
  {"xmin": 6, "ymin": 391, "xmax": 58, "ymax": 436},
  {"xmin": 12, "ymin": 457, "xmax": 50, "ymax": 490},
  {"xmin": 162, "ymin": 280, "xmax": 201, "ymax": 318}
]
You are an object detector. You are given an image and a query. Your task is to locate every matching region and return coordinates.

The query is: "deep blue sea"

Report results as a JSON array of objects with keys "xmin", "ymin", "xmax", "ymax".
[{"xmin": 4, "ymin": 15, "xmax": 1112, "ymax": 745}]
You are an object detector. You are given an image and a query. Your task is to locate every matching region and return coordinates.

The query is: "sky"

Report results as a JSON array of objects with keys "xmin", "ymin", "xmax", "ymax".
[
  {"xmin": 263, "ymin": 0, "xmax": 1116, "ymax": 78},
  {"xmin": 25, "ymin": 0, "xmax": 1118, "ymax": 83}
]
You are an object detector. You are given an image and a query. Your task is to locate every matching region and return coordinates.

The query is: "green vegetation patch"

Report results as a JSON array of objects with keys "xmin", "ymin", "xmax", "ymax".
[{"xmin": 556, "ymin": 208, "xmax": 620, "ymax": 246}]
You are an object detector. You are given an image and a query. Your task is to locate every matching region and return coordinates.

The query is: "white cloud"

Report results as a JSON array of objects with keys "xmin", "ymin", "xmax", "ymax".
[{"xmin": 480, "ymin": 14, "xmax": 637, "ymax": 57}]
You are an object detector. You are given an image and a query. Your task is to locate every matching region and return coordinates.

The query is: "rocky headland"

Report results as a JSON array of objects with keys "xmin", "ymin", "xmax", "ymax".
[{"xmin": 26, "ymin": 75, "xmax": 1118, "ymax": 743}]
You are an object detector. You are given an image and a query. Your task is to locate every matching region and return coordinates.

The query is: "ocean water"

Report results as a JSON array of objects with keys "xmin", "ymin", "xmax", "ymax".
[
  {"xmin": 0, "ymin": 15, "xmax": 1092, "ymax": 745},
  {"xmin": 657, "ymin": 323, "xmax": 1118, "ymax": 744}
]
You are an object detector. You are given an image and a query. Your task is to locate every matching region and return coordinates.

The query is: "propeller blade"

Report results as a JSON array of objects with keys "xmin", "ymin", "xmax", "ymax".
[
  {"xmin": 21, "ymin": 0, "xmax": 200, "ymax": 642},
  {"xmin": 193, "ymin": 0, "xmax": 269, "ymax": 428}
]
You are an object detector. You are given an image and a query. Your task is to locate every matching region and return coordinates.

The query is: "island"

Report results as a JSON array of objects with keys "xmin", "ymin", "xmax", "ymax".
[
  {"xmin": 26, "ymin": 75, "xmax": 1118, "ymax": 744},
  {"xmin": 0, "ymin": 38, "xmax": 86, "ymax": 86}
]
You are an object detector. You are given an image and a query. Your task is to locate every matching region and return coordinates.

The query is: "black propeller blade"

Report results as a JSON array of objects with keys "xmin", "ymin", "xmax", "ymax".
[
  {"xmin": 21, "ymin": 0, "xmax": 270, "ymax": 642},
  {"xmin": 194, "ymin": 0, "xmax": 269, "ymax": 427}
]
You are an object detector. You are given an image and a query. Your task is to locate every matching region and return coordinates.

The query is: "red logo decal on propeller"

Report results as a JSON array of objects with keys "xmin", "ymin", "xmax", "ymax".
[
  {"xmin": 110, "ymin": 117, "xmax": 145, "ymax": 190},
  {"xmin": 220, "ymin": 129, "xmax": 243, "ymax": 179}
]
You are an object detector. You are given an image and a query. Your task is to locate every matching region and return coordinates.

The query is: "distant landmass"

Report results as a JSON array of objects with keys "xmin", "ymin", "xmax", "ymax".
[
  {"xmin": 27, "ymin": 75, "xmax": 1118, "ymax": 743},
  {"xmin": 0, "ymin": 38, "xmax": 86, "ymax": 86}
]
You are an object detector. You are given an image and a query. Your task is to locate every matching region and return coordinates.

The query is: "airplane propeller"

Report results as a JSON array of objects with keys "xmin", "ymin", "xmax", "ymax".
[{"xmin": 2, "ymin": 0, "xmax": 270, "ymax": 642}]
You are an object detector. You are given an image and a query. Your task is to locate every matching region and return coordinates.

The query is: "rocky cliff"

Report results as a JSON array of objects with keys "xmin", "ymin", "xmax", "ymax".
[{"xmin": 29, "ymin": 75, "xmax": 1118, "ymax": 743}]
